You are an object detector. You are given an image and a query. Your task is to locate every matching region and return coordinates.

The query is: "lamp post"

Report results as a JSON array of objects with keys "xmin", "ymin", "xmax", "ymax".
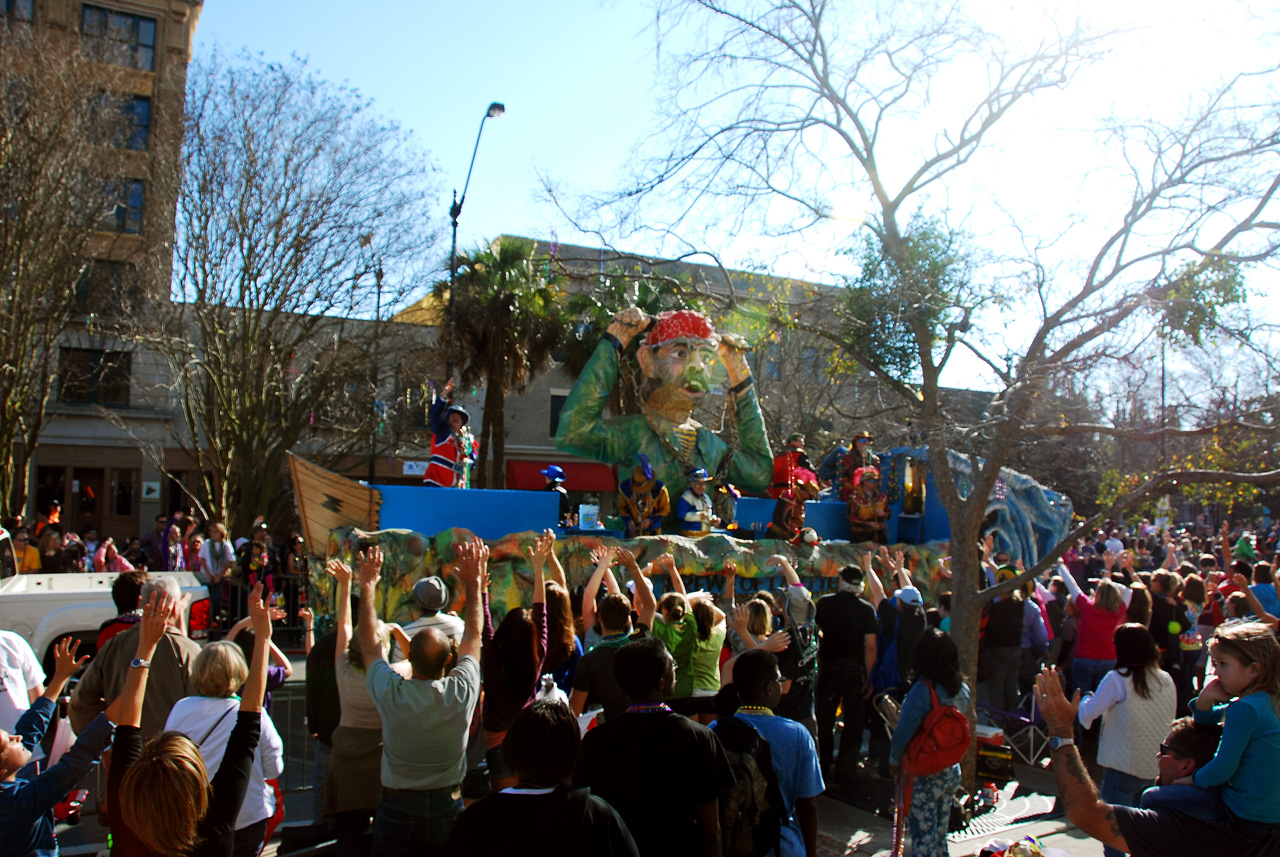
[
  {"xmin": 446, "ymin": 101, "xmax": 505, "ymax": 380},
  {"xmin": 359, "ymin": 233, "xmax": 383, "ymax": 481}
]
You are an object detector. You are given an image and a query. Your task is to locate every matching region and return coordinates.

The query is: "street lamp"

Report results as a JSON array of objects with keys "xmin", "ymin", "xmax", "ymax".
[{"xmin": 446, "ymin": 101, "xmax": 505, "ymax": 379}]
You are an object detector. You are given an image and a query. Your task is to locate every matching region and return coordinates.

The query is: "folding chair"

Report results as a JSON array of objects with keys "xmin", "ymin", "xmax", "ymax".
[{"xmin": 977, "ymin": 690, "xmax": 1050, "ymax": 766}]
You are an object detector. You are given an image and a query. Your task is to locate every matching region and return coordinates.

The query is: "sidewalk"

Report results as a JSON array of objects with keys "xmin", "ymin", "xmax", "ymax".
[{"xmin": 815, "ymin": 762, "xmax": 1106, "ymax": 857}]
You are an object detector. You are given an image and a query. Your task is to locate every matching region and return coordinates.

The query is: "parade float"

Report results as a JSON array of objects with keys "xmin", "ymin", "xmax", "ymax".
[{"xmin": 290, "ymin": 307, "xmax": 1072, "ymax": 627}]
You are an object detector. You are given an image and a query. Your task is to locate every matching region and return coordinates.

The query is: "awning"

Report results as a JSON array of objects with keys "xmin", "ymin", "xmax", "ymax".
[{"xmin": 506, "ymin": 459, "xmax": 617, "ymax": 493}]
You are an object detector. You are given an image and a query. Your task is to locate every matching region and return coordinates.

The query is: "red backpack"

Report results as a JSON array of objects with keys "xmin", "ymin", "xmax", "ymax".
[{"xmin": 902, "ymin": 681, "xmax": 971, "ymax": 776}]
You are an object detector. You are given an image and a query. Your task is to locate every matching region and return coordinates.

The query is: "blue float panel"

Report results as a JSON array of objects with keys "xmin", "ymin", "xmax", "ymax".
[
  {"xmin": 734, "ymin": 497, "xmax": 852, "ymax": 541},
  {"xmin": 373, "ymin": 485, "xmax": 559, "ymax": 541}
]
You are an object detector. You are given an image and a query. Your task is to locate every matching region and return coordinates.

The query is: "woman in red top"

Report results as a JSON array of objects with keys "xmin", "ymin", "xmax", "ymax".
[{"xmin": 1061, "ymin": 570, "xmax": 1131, "ymax": 697}]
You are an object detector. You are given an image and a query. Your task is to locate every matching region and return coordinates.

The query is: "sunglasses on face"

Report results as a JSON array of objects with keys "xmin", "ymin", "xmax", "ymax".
[{"xmin": 1158, "ymin": 743, "xmax": 1184, "ymax": 759}]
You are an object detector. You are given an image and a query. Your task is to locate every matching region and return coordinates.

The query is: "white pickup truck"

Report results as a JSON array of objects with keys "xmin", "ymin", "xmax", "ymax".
[{"xmin": 0, "ymin": 529, "xmax": 210, "ymax": 670}]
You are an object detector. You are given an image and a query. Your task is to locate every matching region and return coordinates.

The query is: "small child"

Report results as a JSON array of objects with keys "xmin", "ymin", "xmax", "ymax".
[
  {"xmin": 0, "ymin": 638, "xmax": 113, "ymax": 856},
  {"xmin": 1140, "ymin": 621, "xmax": 1280, "ymax": 835}
]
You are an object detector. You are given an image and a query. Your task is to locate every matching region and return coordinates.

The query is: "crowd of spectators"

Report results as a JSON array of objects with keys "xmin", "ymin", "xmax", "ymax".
[{"xmin": 1, "ymin": 511, "xmax": 1278, "ymax": 856}]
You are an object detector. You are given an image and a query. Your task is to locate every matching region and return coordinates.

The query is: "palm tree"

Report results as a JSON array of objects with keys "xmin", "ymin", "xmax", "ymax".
[{"xmin": 433, "ymin": 237, "xmax": 565, "ymax": 488}]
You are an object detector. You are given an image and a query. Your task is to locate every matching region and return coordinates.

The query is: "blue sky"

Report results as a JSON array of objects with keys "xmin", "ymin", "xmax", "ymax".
[
  {"xmin": 194, "ymin": 1, "xmax": 1280, "ymax": 395},
  {"xmin": 194, "ymin": 1, "xmax": 658, "ymax": 263}
]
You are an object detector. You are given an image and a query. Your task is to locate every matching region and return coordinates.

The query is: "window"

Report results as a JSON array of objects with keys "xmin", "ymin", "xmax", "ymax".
[
  {"xmin": 97, "ymin": 95, "xmax": 149, "ymax": 150},
  {"xmin": 123, "ymin": 96, "xmax": 149, "ymax": 149},
  {"xmin": 59, "ymin": 348, "xmax": 131, "ymax": 406},
  {"xmin": 76, "ymin": 259, "xmax": 139, "ymax": 314},
  {"xmin": 111, "ymin": 468, "xmax": 137, "ymax": 516},
  {"xmin": 2, "ymin": 0, "xmax": 33, "ymax": 22},
  {"xmin": 99, "ymin": 179, "xmax": 144, "ymax": 234},
  {"xmin": 549, "ymin": 389, "xmax": 570, "ymax": 438},
  {"xmin": 81, "ymin": 4, "xmax": 155, "ymax": 71}
]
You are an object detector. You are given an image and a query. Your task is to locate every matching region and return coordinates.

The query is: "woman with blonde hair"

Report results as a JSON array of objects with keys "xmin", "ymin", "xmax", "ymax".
[
  {"xmin": 164, "ymin": 641, "xmax": 285, "ymax": 857},
  {"xmin": 108, "ymin": 583, "xmax": 273, "ymax": 856}
]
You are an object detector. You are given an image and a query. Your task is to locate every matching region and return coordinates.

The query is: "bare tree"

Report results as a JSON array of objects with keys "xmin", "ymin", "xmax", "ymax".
[
  {"xmin": 139, "ymin": 52, "xmax": 440, "ymax": 533},
  {"xmin": 0, "ymin": 22, "xmax": 136, "ymax": 517},
  {"xmin": 569, "ymin": 0, "xmax": 1280, "ymax": 769}
]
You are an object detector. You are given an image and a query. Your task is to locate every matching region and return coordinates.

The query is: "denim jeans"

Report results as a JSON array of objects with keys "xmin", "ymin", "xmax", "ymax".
[
  {"xmin": 1099, "ymin": 768, "xmax": 1154, "ymax": 857},
  {"xmin": 1071, "ymin": 657, "xmax": 1116, "ymax": 696},
  {"xmin": 373, "ymin": 788, "xmax": 462, "ymax": 857}
]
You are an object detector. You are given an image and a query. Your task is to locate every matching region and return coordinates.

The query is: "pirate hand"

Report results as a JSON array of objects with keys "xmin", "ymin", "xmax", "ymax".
[
  {"xmin": 716, "ymin": 333, "xmax": 752, "ymax": 387},
  {"xmin": 607, "ymin": 307, "xmax": 650, "ymax": 347}
]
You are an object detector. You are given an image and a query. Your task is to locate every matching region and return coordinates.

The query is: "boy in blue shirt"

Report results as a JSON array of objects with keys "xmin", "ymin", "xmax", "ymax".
[{"xmin": 0, "ymin": 638, "xmax": 113, "ymax": 857}]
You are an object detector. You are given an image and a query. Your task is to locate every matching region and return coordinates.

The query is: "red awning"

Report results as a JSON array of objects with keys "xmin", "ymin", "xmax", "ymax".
[{"xmin": 506, "ymin": 459, "xmax": 617, "ymax": 492}]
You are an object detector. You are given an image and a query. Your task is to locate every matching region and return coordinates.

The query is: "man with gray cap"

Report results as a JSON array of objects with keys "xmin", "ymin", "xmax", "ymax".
[
  {"xmin": 390, "ymin": 574, "xmax": 465, "ymax": 664},
  {"xmin": 814, "ymin": 563, "xmax": 879, "ymax": 783}
]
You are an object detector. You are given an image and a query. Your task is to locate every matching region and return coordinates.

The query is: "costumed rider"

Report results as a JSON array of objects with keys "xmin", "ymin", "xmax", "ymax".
[
  {"xmin": 766, "ymin": 468, "xmax": 820, "ymax": 544},
  {"xmin": 617, "ymin": 454, "xmax": 670, "ymax": 538},
  {"xmin": 674, "ymin": 468, "xmax": 719, "ymax": 538},
  {"xmin": 768, "ymin": 433, "xmax": 815, "ymax": 499},
  {"xmin": 424, "ymin": 378, "xmax": 477, "ymax": 488},
  {"xmin": 842, "ymin": 465, "xmax": 889, "ymax": 544},
  {"xmin": 541, "ymin": 465, "xmax": 573, "ymax": 528},
  {"xmin": 552, "ymin": 306, "xmax": 773, "ymax": 509}
]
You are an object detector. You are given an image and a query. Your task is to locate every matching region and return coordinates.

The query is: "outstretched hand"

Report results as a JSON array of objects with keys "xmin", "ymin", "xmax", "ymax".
[
  {"xmin": 52, "ymin": 637, "xmax": 89, "ymax": 684},
  {"xmin": 456, "ymin": 537, "xmax": 489, "ymax": 593},
  {"xmin": 590, "ymin": 544, "xmax": 616, "ymax": 567},
  {"xmin": 247, "ymin": 582, "xmax": 273, "ymax": 640},
  {"xmin": 525, "ymin": 529, "xmax": 556, "ymax": 568},
  {"xmin": 358, "ymin": 546, "xmax": 383, "ymax": 588},
  {"xmin": 1035, "ymin": 666, "xmax": 1079, "ymax": 735},
  {"xmin": 759, "ymin": 631, "xmax": 792, "ymax": 653},
  {"xmin": 138, "ymin": 591, "xmax": 177, "ymax": 655},
  {"xmin": 326, "ymin": 559, "xmax": 353, "ymax": 586}
]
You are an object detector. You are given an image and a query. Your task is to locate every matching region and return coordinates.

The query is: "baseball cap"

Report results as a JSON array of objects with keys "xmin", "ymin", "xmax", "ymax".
[
  {"xmin": 897, "ymin": 586, "xmax": 923, "ymax": 607},
  {"xmin": 839, "ymin": 565, "xmax": 864, "ymax": 585}
]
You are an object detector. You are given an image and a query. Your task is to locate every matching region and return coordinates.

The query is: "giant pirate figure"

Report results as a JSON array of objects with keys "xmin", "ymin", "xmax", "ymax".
[{"xmin": 554, "ymin": 307, "xmax": 772, "ymax": 505}]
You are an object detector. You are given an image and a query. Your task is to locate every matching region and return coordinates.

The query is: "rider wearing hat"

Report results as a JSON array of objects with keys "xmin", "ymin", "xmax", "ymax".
[
  {"xmin": 674, "ymin": 468, "xmax": 719, "ymax": 538},
  {"xmin": 541, "ymin": 465, "xmax": 572, "ymax": 527},
  {"xmin": 424, "ymin": 379, "xmax": 477, "ymax": 488}
]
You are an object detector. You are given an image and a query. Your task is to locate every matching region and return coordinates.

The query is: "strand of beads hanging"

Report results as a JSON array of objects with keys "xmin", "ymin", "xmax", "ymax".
[
  {"xmin": 626, "ymin": 702, "xmax": 673, "ymax": 714},
  {"xmin": 598, "ymin": 631, "xmax": 631, "ymax": 648},
  {"xmin": 736, "ymin": 705, "xmax": 775, "ymax": 716}
]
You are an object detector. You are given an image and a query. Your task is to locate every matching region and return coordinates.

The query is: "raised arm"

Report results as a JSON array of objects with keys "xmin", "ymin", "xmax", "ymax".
[
  {"xmin": 660, "ymin": 553, "xmax": 686, "ymax": 596},
  {"xmin": 892, "ymin": 550, "xmax": 911, "ymax": 590},
  {"xmin": 356, "ymin": 547, "xmax": 386, "ymax": 668},
  {"xmin": 327, "ymin": 558, "xmax": 355, "ymax": 664},
  {"xmin": 543, "ymin": 530, "xmax": 568, "ymax": 589},
  {"xmin": 240, "ymin": 583, "xmax": 272, "ymax": 713},
  {"xmin": 863, "ymin": 552, "xmax": 886, "ymax": 609},
  {"xmin": 455, "ymin": 538, "xmax": 487, "ymax": 664},
  {"xmin": 104, "ymin": 591, "xmax": 176, "ymax": 728},
  {"xmin": 1232, "ymin": 573, "xmax": 1280, "ymax": 630},
  {"xmin": 721, "ymin": 559, "xmax": 738, "ymax": 608},
  {"xmin": 298, "ymin": 607, "xmax": 314, "ymax": 655},
  {"xmin": 620, "ymin": 549, "xmax": 655, "ymax": 629},
  {"xmin": 42, "ymin": 638, "xmax": 89, "ymax": 704},
  {"xmin": 582, "ymin": 545, "xmax": 617, "ymax": 633},
  {"xmin": 524, "ymin": 535, "xmax": 548, "ymax": 606},
  {"xmin": 766, "ymin": 554, "xmax": 801, "ymax": 587},
  {"xmin": 1036, "ymin": 667, "xmax": 1130, "ymax": 853}
]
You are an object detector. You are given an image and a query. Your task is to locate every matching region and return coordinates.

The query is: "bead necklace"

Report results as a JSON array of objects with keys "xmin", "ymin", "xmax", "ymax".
[
  {"xmin": 736, "ymin": 705, "xmax": 775, "ymax": 716},
  {"xmin": 626, "ymin": 702, "xmax": 673, "ymax": 714},
  {"xmin": 598, "ymin": 631, "xmax": 631, "ymax": 648}
]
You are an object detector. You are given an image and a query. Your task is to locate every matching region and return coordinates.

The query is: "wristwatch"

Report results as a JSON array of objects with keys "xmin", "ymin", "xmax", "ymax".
[
  {"xmin": 1049, "ymin": 736, "xmax": 1075, "ymax": 752},
  {"xmin": 130, "ymin": 657, "xmax": 152, "ymax": 670}
]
